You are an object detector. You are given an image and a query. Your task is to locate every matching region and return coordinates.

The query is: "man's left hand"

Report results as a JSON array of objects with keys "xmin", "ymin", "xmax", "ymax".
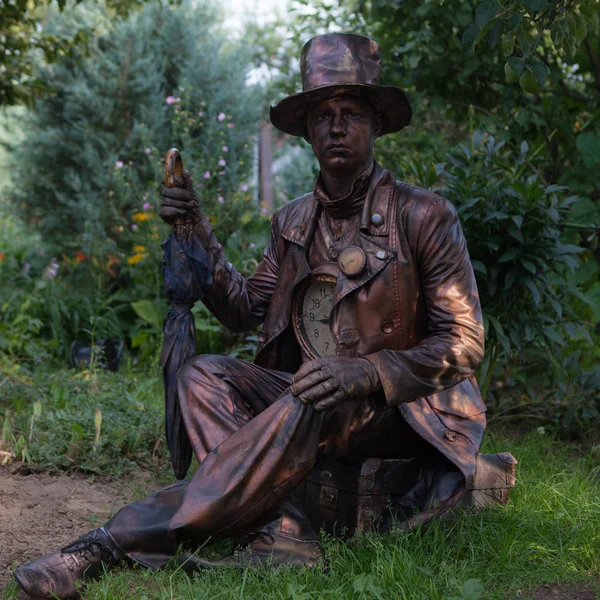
[{"xmin": 291, "ymin": 357, "xmax": 382, "ymax": 411}]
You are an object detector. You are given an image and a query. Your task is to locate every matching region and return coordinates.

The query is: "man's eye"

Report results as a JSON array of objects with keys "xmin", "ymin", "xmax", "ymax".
[
  {"xmin": 316, "ymin": 114, "xmax": 329, "ymax": 121},
  {"xmin": 348, "ymin": 112, "xmax": 362, "ymax": 119}
]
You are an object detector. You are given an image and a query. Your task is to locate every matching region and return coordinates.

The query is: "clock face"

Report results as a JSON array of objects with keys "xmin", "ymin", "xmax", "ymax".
[{"xmin": 293, "ymin": 275, "xmax": 339, "ymax": 359}]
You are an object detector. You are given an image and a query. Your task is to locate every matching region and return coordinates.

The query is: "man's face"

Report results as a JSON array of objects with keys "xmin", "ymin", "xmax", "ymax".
[{"xmin": 305, "ymin": 96, "xmax": 377, "ymax": 174}]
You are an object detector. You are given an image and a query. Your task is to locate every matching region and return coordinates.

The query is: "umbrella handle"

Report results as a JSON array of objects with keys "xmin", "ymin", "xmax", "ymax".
[{"xmin": 164, "ymin": 148, "xmax": 191, "ymax": 239}]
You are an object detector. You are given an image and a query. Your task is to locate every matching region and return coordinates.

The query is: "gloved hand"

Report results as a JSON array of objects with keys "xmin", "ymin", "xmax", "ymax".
[
  {"xmin": 291, "ymin": 357, "xmax": 382, "ymax": 411},
  {"xmin": 159, "ymin": 170, "xmax": 202, "ymax": 227}
]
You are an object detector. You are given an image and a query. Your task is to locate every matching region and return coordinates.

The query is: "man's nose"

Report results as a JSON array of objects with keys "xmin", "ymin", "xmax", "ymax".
[{"xmin": 330, "ymin": 113, "xmax": 346, "ymax": 136}]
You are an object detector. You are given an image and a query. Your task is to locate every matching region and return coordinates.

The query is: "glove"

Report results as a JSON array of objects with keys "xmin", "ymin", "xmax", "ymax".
[
  {"xmin": 159, "ymin": 170, "xmax": 202, "ymax": 227},
  {"xmin": 291, "ymin": 357, "xmax": 382, "ymax": 411}
]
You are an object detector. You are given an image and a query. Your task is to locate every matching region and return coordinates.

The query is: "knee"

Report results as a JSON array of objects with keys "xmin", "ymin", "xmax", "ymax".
[{"xmin": 177, "ymin": 354, "xmax": 232, "ymax": 386}]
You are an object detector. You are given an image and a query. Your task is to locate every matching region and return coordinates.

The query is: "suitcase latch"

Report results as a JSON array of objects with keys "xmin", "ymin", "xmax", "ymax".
[{"xmin": 319, "ymin": 485, "xmax": 338, "ymax": 510}]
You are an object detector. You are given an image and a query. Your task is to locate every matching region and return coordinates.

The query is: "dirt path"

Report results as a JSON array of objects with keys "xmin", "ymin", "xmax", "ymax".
[{"xmin": 0, "ymin": 465, "xmax": 158, "ymax": 596}]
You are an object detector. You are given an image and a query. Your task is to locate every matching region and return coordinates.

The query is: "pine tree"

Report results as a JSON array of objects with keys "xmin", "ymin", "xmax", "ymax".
[{"xmin": 12, "ymin": 0, "xmax": 261, "ymax": 258}]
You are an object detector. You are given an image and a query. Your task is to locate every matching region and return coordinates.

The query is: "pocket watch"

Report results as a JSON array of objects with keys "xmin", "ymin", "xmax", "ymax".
[{"xmin": 292, "ymin": 274, "xmax": 339, "ymax": 359}]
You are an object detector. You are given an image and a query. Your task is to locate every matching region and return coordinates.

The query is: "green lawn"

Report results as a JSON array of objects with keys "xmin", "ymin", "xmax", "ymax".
[{"xmin": 1, "ymin": 368, "xmax": 599, "ymax": 599}]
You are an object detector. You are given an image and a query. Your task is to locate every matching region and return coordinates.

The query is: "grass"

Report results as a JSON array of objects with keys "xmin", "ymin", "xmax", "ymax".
[{"xmin": 1, "ymin": 367, "xmax": 599, "ymax": 599}]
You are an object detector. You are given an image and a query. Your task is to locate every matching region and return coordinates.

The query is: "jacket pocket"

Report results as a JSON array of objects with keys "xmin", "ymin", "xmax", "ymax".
[{"xmin": 425, "ymin": 376, "xmax": 486, "ymax": 419}]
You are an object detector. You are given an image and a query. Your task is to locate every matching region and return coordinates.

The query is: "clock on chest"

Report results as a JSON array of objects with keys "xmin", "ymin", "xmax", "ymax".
[{"xmin": 293, "ymin": 274, "xmax": 340, "ymax": 359}]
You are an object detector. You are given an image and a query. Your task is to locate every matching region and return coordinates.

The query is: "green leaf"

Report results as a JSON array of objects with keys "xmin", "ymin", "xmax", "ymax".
[
  {"xmin": 475, "ymin": 0, "xmax": 499, "ymax": 28},
  {"xmin": 523, "ymin": 0, "xmax": 549, "ymax": 13},
  {"xmin": 524, "ymin": 279, "xmax": 541, "ymax": 304},
  {"xmin": 462, "ymin": 24, "xmax": 480, "ymax": 54},
  {"xmin": 511, "ymin": 215, "xmax": 523, "ymax": 228},
  {"xmin": 459, "ymin": 578, "xmax": 484, "ymax": 600},
  {"xmin": 543, "ymin": 326, "xmax": 565, "ymax": 346},
  {"xmin": 472, "ymin": 260, "xmax": 487, "ymax": 275},
  {"xmin": 506, "ymin": 56, "xmax": 526, "ymax": 77},
  {"xmin": 576, "ymin": 131, "xmax": 600, "ymax": 168},
  {"xmin": 131, "ymin": 300, "xmax": 164, "ymax": 330},
  {"xmin": 527, "ymin": 58, "xmax": 549, "ymax": 86},
  {"xmin": 520, "ymin": 258, "xmax": 537, "ymax": 274}
]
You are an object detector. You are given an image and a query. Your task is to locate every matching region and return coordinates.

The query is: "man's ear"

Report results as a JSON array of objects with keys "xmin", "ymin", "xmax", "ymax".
[{"xmin": 303, "ymin": 123, "xmax": 311, "ymax": 144}]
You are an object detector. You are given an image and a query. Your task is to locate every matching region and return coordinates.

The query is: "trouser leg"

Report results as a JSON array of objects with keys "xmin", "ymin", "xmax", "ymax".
[
  {"xmin": 105, "ymin": 359, "xmax": 388, "ymax": 569},
  {"xmin": 176, "ymin": 354, "xmax": 293, "ymax": 463}
]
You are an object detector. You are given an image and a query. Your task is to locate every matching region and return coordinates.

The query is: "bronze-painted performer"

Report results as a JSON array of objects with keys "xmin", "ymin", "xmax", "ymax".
[{"xmin": 14, "ymin": 33, "xmax": 486, "ymax": 599}]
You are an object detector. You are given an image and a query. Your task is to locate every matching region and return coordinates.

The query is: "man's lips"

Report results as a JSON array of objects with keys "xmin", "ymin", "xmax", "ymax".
[{"xmin": 326, "ymin": 143, "xmax": 349, "ymax": 152}]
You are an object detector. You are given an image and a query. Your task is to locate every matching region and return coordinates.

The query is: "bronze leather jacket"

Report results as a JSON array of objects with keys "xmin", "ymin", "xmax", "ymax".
[{"xmin": 192, "ymin": 162, "xmax": 486, "ymax": 492}]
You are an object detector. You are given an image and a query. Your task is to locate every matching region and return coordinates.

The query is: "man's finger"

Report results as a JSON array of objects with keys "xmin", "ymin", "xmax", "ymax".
[
  {"xmin": 159, "ymin": 206, "xmax": 188, "ymax": 218},
  {"xmin": 298, "ymin": 378, "xmax": 339, "ymax": 404},
  {"xmin": 314, "ymin": 388, "xmax": 347, "ymax": 411},
  {"xmin": 162, "ymin": 186, "xmax": 196, "ymax": 201},
  {"xmin": 291, "ymin": 368, "xmax": 330, "ymax": 396},
  {"xmin": 293, "ymin": 359, "xmax": 326, "ymax": 385},
  {"xmin": 160, "ymin": 197, "xmax": 195, "ymax": 210}
]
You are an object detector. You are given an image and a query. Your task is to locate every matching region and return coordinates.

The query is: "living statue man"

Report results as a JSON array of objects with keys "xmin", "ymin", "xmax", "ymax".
[{"xmin": 14, "ymin": 33, "xmax": 486, "ymax": 599}]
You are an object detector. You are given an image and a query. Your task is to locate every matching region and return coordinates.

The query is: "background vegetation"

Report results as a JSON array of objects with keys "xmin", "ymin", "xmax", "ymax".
[{"xmin": 0, "ymin": 0, "xmax": 599, "ymax": 596}]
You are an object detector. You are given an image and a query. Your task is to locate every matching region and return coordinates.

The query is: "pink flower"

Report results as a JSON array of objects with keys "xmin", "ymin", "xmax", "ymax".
[
  {"xmin": 219, "ymin": 170, "xmax": 225, "ymax": 175},
  {"xmin": 165, "ymin": 96, "xmax": 177, "ymax": 105},
  {"xmin": 114, "ymin": 161, "xmax": 124, "ymax": 168},
  {"xmin": 221, "ymin": 145, "xmax": 229, "ymax": 152},
  {"xmin": 198, "ymin": 111, "xmax": 205, "ymax": 117},
  {"xmin": 131, "ymin": 224, "xmax": 138, "ymax": 231},
  {"xmin": 203, "ymin": 171, "xmax": 211, "ymax": 179},
  {"xmin": 249, "ymin": 242, "xmax": 256, "ymax": 249},
  {"xmin": 217, "ymin": 195, "xmax": 225, "ymax": 204},
  {"xmin": 217, "ymin": 112, "xmax": 226, "ymax": 122},
  {"xmin": 196, "ymin": 183, "xmax": 204, "ymax": 189},
  {"xmin": 218, "ymin": 158, "xmax": 226, "ymax": 167},
  {"xmin": 261, "ymin": 207, "xmax": 268, "ymax": 215},
  {"xmin": 228, "ymin": 123, "xmax": 235, "ymax": 129},
  {"xmin": 240, "ymin": 184, "xmax": 248, "ymax": 192},
  {"xmin": 143, "ymin": 202, "xmax": 151, "ymax": 210},
  {"xmin": 176, "ymin": 105, "xmax": 181, "ymax": 110},
  {"xmin": 144, "ymin": 147, "xmax": 151, "ymax": 155}
]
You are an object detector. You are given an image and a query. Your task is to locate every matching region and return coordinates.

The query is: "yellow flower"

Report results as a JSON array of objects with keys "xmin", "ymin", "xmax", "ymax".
[
  {"xmin": 127, "ymin": 253, "xmax": 148, "ymax": 265},
  {"xmin": 132, "ymin": 212, "xmax": 150, "ymax": 222},
  {"xmin": 133, "ymin": 244, "xmax": 146, "ymax": 253}
]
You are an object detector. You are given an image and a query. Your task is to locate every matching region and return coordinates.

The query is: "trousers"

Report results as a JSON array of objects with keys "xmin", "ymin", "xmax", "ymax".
[{"xmin": 105, "ymin": 355, "xmax": 432, "ymax": 569}]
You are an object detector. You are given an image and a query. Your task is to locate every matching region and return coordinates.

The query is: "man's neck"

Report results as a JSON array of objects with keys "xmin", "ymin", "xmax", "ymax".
[{"xmin": 320, "ymin": 160, "xmax": 373, "ymax": 200}]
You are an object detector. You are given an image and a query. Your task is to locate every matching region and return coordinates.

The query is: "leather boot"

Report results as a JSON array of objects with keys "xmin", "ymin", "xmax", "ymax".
[
  {"xmin": 178, "ymin": 530, "xmax": 325, "ymax": 572},
  {"xmin": 13, "ymin": 528, "xmax": 123, "ymax": 599}
]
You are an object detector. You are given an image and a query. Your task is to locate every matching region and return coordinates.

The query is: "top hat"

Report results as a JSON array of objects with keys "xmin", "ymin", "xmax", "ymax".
[{"xmin": 270, "ymin": 33, "xmax": 412, "ymax": 138}]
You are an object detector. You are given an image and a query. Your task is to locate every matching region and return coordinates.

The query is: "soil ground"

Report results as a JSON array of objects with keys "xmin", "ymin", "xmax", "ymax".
[{"xmin": 0, "ymin": 464, "xmax": 157, "ymax": 597}]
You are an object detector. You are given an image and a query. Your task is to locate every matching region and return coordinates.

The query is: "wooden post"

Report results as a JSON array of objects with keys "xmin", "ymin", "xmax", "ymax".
[{"xmin": 259, "ymin": 121, "xmax": 274, "ymax": 213}]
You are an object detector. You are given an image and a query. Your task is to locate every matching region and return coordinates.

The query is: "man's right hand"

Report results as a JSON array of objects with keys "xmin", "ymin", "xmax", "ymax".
[{"xmin": 159, "ymin": 170, "xmax": 202, "ymax": 227}]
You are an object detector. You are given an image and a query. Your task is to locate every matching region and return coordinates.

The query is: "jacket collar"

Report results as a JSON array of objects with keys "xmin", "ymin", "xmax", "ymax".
[{"xmin": 281, "ymin": 162, "xmax": 394, "ymax": 246}]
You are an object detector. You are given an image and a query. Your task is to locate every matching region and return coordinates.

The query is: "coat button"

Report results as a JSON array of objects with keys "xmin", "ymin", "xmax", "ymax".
[
  {"xmin": 381, "ymin": 320, "xmax": 394, "ymax": 334},
  {"xmin": 329, "ymin": 248, "xmax": 339, "ymax": 259},
  {"xmin": 257, "ymin": 331, "xmax": 267, "ymax": 344},
  {"xmin": 375, "ymin": 250, "xmax": 387, "ymax": 260},
  {"xmin": 444, "ymin": 430, "xmax": 457, "ymax": 442},
  {"xmin": 299, "ymin": 223, "xmax": 307, "ymax": 233},
  {"xmin": 371, "ymin": 213, "xmax": 384, "ymax": 226}
]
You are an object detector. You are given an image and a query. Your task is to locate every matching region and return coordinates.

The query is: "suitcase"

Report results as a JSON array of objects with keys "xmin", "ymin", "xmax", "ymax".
[{"xmin": 298, "ymin": 453, "xmax": 517, "ymax": 537}]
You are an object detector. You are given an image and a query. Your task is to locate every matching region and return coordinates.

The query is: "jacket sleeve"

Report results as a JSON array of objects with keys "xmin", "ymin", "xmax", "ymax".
[
  {"xmin": 364, "ymin": 195, "xmax": 485, "ymax": 407},
  {"xmin": 190, "ymin": 213, "xmax": 281, "ymax": 332}
]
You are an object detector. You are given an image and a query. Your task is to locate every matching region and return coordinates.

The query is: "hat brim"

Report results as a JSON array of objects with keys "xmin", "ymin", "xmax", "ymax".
[{"xmin": 269, "ymin": 83, "xmax": 412, "ymax": 138}]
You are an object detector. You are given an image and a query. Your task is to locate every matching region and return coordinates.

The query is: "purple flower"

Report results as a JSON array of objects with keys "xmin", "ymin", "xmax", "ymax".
[
  {"xmin": 143, "ymin": 202, "xmax": 151, "ymax": 210},
  {"xmin": 131, "ymin": 224, "xmax": 138, "ymax": 231},
  {"xmin": 198, "ymin": 111, "xmax": 205, "ymax": 117},
  {"xmin": 228, "ymin": 123, "xmax": 235, "ymax": 129},
  {"xmin": 196, "ymin": 183, "xmax": 204, "ymax": 189},
  {"xmin": 217, "ymin": 112, "xmax": 226, "ymax": 122},
  {"xmin": 218, "ymin": 158, "xmax": 226, "ymax": 167},
  {"xmin": 261, "ymin": 206, "xmax": 268, "ymax": 215},
  {"xmin": 114, "ymin": 161, "xmax": 124, "ymax": 168},
  {"xmin": 221, "ymin": 145, "xmax": 229, "ymax": 152},
  {"xmin": 218, "ymin": 170, "xmax": 225, "ymax": 175},
  {"xmin": 249, "ymin": 242, "xmax": 256, "ymax": 249},
  {"xmin": 217, "ymin": 195, "xmax": 225, "ymax": 204},
  {"xmin": 176, "ymin": 105, "xmax": 181, "ymax": 110},
  {"xmin": 203, "ymin": 171, "xmax": 211, "ymax": 179},
  {"xmin": 144, "ymin": 147, "xmax": 151, "ymax": 155},
  {"xmin": 166, "ymin": 96, "xmax": 177, "ymax": 105},
  {"xmin": 240, "ymin": 183, "xmax": 248, "ymax": 192}
]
